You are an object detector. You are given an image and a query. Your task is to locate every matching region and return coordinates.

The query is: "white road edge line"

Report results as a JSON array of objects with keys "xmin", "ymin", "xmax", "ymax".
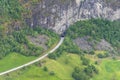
[{"xmin": 0, "ymin": 37, "xmax": 64, "ymax": 76}]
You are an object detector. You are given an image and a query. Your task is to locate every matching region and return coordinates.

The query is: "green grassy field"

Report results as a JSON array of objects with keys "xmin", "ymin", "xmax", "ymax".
[
  {"xmin": 0, "ymin": 52, "xmax": 120, "ymax": 80},
  {"xmin": 92, "ymin": 59, "xmax": 120, "ymax": 80},
  {"xmin": 0, "ymin": 53, "xmax": 82, "ymax": 80},
  {"xmin": 0, "ymin": 53, "xmax": 36, "ymax": 72}
]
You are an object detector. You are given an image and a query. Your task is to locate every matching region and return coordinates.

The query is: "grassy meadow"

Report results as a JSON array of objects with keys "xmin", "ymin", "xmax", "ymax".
[
  {"xmin": 92, "ymin": 59, "xmax": 120, "ymax": 80},
  {"xmin": 0, "ymin": 53, "xmax": 36, "ymax": 72},
  {"xmin": 0, "ymin": 53, "xmax": 82, "ymax": 80},
  {"xmin": 0, "ymin": 52, "xmax": 120, "ymax": 80}
]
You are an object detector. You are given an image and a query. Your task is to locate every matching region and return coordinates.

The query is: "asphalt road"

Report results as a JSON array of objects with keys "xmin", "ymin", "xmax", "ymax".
[{"xmin": 0, "ymin": 37, "xmax": 64, "ymax": 76}]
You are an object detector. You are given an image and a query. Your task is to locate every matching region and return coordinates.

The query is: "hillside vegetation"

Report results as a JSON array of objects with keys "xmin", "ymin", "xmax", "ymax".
[
  {"xmin": 0, "ymin": 27, "xmax": 59, "ymax": 59},
  {"xmin": 67, "ymin": 19, "xmax": 120, "ymax": 53},
  {"xmin": 0, "ymin": 19, "xmax": 120, "ymax": 80},
  {"xmin": 0, "ymin": 0, "xmax": 60, "ymax": 73},
  {"xmin": 0, "ymin": 0, "xmax": 120, "ymax": 80},
  {"xmin": 0, "ymin": 0, "xmax": 23, "ymax": 21}
]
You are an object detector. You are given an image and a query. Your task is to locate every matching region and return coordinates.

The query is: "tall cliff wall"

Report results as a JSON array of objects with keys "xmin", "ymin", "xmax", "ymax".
[{"xmin": 24, "ymin": 0, "xmax": 120, "ymax": 34}]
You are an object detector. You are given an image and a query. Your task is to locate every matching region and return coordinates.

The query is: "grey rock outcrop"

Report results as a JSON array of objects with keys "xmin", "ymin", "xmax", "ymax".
[
  {"xmin": 74, "ymin": 37, "xmax": 114, "ymax": 52},
  {"xmin": 25, "ymin": 0, "xmax": 120, "ymax": 34}
]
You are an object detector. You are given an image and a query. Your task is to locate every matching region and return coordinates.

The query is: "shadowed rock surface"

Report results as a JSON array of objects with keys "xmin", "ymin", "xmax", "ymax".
[{"xmin": 22, "ymin": 0, "xmax": 120, "ymax": 34}]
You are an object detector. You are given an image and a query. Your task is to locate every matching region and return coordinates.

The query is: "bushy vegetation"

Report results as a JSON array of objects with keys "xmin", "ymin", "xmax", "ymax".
[
  {"xmin": 0, "ymin": 27, "xmax": 58, "ymax": 59},
  {"xmin": 33, "ymin": 27, "xmax": 59, "ymax": 48},
  {"xmin": 67, "ymin": 19, "xmax": 120, "ymax": 48},
  {"xmin": 97, "ymin": 52, "xmax": 109, "ymax": 58},
  {"xmin": 81, "ymin": 56, "xmax": 90, "ymax": 65},
  {"xmin": 72, "ymin": 55, "xmax": 98, "ymax": 80},
  {"xmin": 72, "ymin": 64, "xmax": 98, "ymax": 80},
  {"xmin": 48, "ymin": 37, "xmax": 81, "ymax": 59},
  {"xmin": 72, "ymin": 67, "xmax": 89, "ymax": 80},
  {"xmin": 0, "ymin": 28, "xmax": 38, "ymax": 59},
  {"xmin": 0, "ymin": 0, "xmax": 23, "ymax": 22},
  {"xmin": 71, "ymin": 53, "xmax": 99, "ymax": 80},
  {"xmin": 49, "ymin": 19, "xmax": 120, "ymax": 60}
]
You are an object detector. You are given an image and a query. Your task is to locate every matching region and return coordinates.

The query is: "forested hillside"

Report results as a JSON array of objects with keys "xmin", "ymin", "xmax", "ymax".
[
  {"xmin": 67, "ymin": 19, "xmax": 120, "ymax": 54},
  {"xmin": 0, "ymin": 0, "xmax": 120, "ymax": 80},
  {"xmin": 1, "ymin": 19, "xmax": 120, "ymax": 80},
  {"xmin": 67, "ymin": 19, "xmax": 120, "ymax": 46},
  {"xmin": 0, "ymin": 0, "xmax": 59, "ymax": 59},
  {"xmin": 0, "ymin": 26, "xmax": 59, "ymax": 59},
  {"xmin": 47, "ymin": 19, "xmax": 120, "ymax": 80}
]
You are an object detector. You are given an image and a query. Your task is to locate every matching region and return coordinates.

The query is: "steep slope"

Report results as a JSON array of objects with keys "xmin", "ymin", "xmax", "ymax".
[
  {"xmin": 0, "ymin": 0, "xmax": 120, "ymax": 34},
  {"xmin": 23, "ymin": 0, "xmax": 120, "ymax": 33}
]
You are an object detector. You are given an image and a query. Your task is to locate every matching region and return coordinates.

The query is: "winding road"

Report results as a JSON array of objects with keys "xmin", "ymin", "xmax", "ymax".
[{"xmin": 0, "ymin": 37, "xmax": 64, "ymax": 76}]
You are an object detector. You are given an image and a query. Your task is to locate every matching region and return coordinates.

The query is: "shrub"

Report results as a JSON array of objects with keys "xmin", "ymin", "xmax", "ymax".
[
  {"xmin": 97, "ymin": 52, "xmax": 109, "ymax": 58},
  {"xmin": 89, "ymin": 50, "xmax": 95, "ymax": 55},
  {"xmin": 48, "ymin": 53, "xmax": 57, "ymax": 60},
  {"xmin": 72, "ymin": 67, "xmax": 90, "ymax": 80},
  {"xmin": 81, "ymin": 56, "xmax": 90, "ymax": 65},
  {"xmin": 97, "ymin": 54, "xmax": 104, "ymax": 58},
  {"xmin": 43, "ymin": 66, "xmax": 48, "ymax": 71},
  {"xmin": 49, "ymin": 71, "xmax": 55, "ymax": 76},
  {"xmin": 84, "ymin": 65, "xmax": 98, "ymax": 77}
]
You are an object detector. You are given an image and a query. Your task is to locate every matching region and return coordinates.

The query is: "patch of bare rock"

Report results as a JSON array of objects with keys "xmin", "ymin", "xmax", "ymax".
[
  {"xmin": 27, "ymin": 35, "xmax": 48, "ymax": 50},
  {"xmin": 74, "ymin": 37, "xmax": 114, "ymax": 52}
]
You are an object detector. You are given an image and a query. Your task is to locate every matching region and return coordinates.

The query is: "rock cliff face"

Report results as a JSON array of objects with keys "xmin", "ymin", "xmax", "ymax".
[{"xmin": 25, "ymin": 0, "xmax": 120, "ymax": 34}]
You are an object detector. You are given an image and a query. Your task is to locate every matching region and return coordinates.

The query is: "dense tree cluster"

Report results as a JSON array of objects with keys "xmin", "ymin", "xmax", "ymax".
[
  {"xmin": 0, "ymin": 0, "xmax": 23, "ymax": 20},
  {"xmin": 0, "ymin": 27, "xmax": 58, "ymax": 59},
  {"xmin": 81, "ymin": 56, "xmax": 90, "ymax": 65},
  {"xmin": 50, "ymin": 19, "xmax": 120, "ymax": 60},
  {"xmin": 72, "ymin": 65, "xmax": 98, "ymax": 80},
  {"xmin": 84, "ymin": 65, "xmax": 98, "ymax": 77},
  {"xmin": 71, "ymin": 55, "xmax": 99, "ymax": 80},
  {"xmin": 67, "ymin": 19, "xmax": 120, "ymax": 48},
  {"xmin": 97, "ymin": 52, "xmax": 109, "ymax": 58},
  {"xmin": 72, "ymin": 67, "xmax": 89, "ymax": 80}
]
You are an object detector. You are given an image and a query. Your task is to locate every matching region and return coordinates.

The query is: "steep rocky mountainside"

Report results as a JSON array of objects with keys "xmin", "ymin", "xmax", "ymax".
[
  {"xmin": 22, "ymin": 0, "xmax": 120, "ymax": 34},
  {"xmin": 0, "ymin": 0, "xmax": 120, "ymax": 34}
]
